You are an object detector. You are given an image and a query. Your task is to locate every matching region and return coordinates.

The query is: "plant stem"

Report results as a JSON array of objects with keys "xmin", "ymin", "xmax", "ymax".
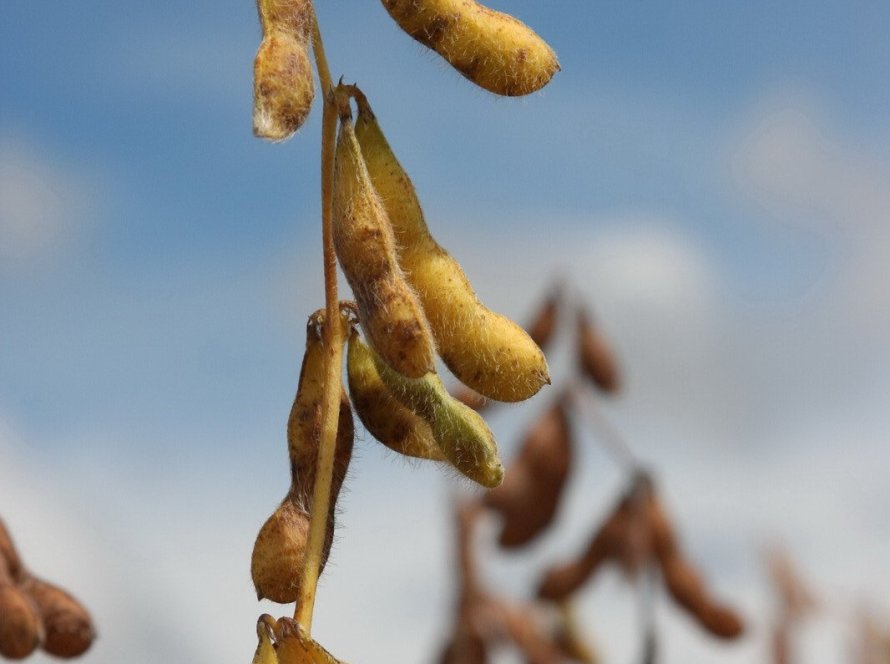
[
  {"xmin": 296, "ymin": 7, "xmax": 340, "ymax": 632},
  {"xmin": 568, "ymin": 379, "xmax": 639, "ymax": 471}
]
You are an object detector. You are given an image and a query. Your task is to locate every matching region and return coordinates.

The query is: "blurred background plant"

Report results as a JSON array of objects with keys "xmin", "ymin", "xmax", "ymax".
[{"xmin": 1, "ymin": 1, "xmax": 889, "ymax": 662}]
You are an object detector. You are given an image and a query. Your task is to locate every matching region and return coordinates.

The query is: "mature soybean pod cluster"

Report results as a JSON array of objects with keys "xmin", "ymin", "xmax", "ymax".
[
  {"xmin": 347, "ymin": 330, "xmax": 445, "ymax": 461},
  {"xmin": 353, "ymin": 96, "xmax": 549, "ymax": 401},
  {"xmin": 333, "ymin": 112, "xmax": 436, "ymax": 379},
  {"xmin": 251, "ymin": 311, "xmax": 354, "ymax": 604},
  {"xmin": 370, "ymin": 344, "xmax": 504, "ymax": 488},
  {"xmin": 381, "ymin": 0, "xmax": 559, "ymax": 96},
  {"xmin": 253, "ymin": 0, "xmax": 315, "ymax": 140}
]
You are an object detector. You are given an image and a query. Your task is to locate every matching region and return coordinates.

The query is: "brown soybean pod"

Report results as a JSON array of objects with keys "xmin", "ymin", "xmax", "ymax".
[
  {"xmin": 353, "ymin": 93, "xmax": 549, "ymax": 400},
  {"xmin": 0, "ymin": 553, "xmax": 43, "ymax": 662},
  {"xmin": 526, "ymin": 287, "xmax": 561, "ymax": 349},
  {"xmin": 381, "ymin": 0, "xmax": 559, "ymax": 96},
  {"xmin": 0, "ymin": 586, "xmax": 43, "ymax": 660},
  {"xmin": 252, "ymin": 311, "xmax": 355, "ymax": 603},
  {"xmin": 484, "ymin": 399, "xmax": 573, "ymax": 548},
  {"xmin": 19, "ymin": 576, "xmax": 94, "ymax": 658},
  {"xmin": 332, "ymin": 110, "xmax": 436, "ymax": 379},
  {"xmin": 537, "ymin": 500, "xmax": 631, "ymax": 602},
  {"xmin": 576, "ymin": 309, "xmax": 620, "ymax": 393},
  {"xmin": 253, "ymin": 0, "xmax": 315, "ymax": 140}
]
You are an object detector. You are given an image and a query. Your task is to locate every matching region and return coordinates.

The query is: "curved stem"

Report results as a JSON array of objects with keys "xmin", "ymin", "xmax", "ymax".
[{"xmin": 296, "ymin": 6, "xmax": 340, "ymax": 632}]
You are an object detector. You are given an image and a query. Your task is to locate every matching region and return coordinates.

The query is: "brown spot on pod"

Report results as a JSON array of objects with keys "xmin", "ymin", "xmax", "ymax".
[
  {"xmin": 333, "ymin": 111, "xmax": 436, "ymax": 379},
  {"xmin": 0, "ymin": 582, "xmax": 44, "ymax": 660},
  {"xmin": 352, "ymin": 92, "xmax": 549, "ymax": 400},
  {"xmin": 252, "ymin": 310, "xmax": 354, "ymax": 603},
  {"xmin": 346, "ymin": 329, "xmax": 445, "ymax": 461}
]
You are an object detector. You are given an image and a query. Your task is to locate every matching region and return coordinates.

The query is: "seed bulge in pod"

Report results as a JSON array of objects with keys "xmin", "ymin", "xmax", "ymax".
[
  {"xmin": 253, "ymin": 30, "xmax": 315, "ymax": 141},
  {"xmin": 381, "ymin": 0, "xmax": 559, "ymax": 96},
  {"xmin": 484, "ymin": 398, "xmax": 572, "ymax": 548},
  {"xmin": 347, "ymin": 330, "xmax": 444, "ymax": 461},
  {"xmin": 252, "ymin": 390, "xmax": 354, "ymax": 604},
  {"xmin": 353, "ymin": 93, "xmax": 549, "ymax": 401},
  {"xmin": 20, "ymin": 577, "xmax": 93, "ymax": 658},
  {"xmin": 252, "ymin": 311, "xmax": 354, "ymax": 603},
  {"xmin": 370, "ymin": 348, "xmax": 504, "ymax": 488},
  {"xmin": 332, "ymin": 111, "xmax": 435, "ymax": 379},
  {"xmin": 0, "ymin": 580, "xmax": 43, "ymax": 660}
]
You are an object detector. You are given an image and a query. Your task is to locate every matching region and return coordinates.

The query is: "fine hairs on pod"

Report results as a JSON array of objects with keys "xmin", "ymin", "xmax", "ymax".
[
  {"xmin": 251, "ymin": 309, "xmax": 354, "ymax": 604},
  {"xmin": 253, "ymin": 0, "xmax": 315, "ymax": 140},
  {"xmin": 380, "ymin": 0, "xmax": 559, "ymax": 96},
  {"xmin": 346, "ymin": 328, "xmax": 445, "ymax": 461},
  {"xmin": 368, "ymin": 340, "xmax": 504, "ymax": 488},
  {"xmin": 332, "ymin": 96, "xmax": 436, "ymax": 379},
  {"xmin": 352, "ymin": 89, "xmax": 549, "ymax": 402}
]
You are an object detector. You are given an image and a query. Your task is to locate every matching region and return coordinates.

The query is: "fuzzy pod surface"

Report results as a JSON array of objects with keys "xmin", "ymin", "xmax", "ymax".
[
  {"xmin": 381, "ymin": 0, "xmax": 559, "ymax": 96},
  {"xmin": 347, "ymin": 330, "xmax": 445, "ymax": 461},
  {"xmin": 353, "ymin": 97, "xmax": 549, "ymax": 401},
  {"xmin": 333, "ymin": 114, "xmax": 435, "ymax": 379}
]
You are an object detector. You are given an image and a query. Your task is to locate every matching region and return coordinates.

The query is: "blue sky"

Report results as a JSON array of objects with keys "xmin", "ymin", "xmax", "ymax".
[{"xmin": 2, "ymin": 2, "xmax": 890, "ymax": 663}]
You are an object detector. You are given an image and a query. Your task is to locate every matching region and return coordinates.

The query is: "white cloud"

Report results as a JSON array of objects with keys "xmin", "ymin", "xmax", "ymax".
[
  {"xmin": 733, "ymin": 104, "xmax": 890, "ymax": 333},
  {"xmin": 0, "ymin": 136, "xmax": 95, "ymax": 270}
]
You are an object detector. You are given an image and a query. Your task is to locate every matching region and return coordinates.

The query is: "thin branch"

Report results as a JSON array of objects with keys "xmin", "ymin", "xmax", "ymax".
[
  {"xmin": 568, "ymin": 379, "xmax": 640, "ymax": 471},
  {"xmin": 296, "ymin": 6, "xmax": 341, "ymax": 632}
]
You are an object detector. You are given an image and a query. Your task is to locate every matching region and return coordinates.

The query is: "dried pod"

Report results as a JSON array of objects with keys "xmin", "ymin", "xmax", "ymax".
[
  {"xmin": 484, "ymin": 399, "xmax": 572, "ymax": 548},
  {"xmin": 253, "ymin": 0, "xmax": 315, "ymax": 140},
  {"xmin": 699, "ymin": 603, "xmax": 745, "ymax": 640},
  {"xmin": 274, "ymin": 617, "xmax": 346, "ymax": 664},
  {"xmin": 646, "ymin": 493, "xmax": 678, "ymax": 564},
  {"xmin": 252, "ymin": 311, "xmax": 354, "ymax": 603},
  {"xmin": 371, "ymin": 344, "xmax": 504, "ymax": 488},
  {"xmin": 526, "ymin": 287, "xmax": 560, "ymax": 349},
  {"xmin": 18, "ymin": 577, "xmax": 93, "ymax": 658},
  {"xmin": 0, "ymin": 580, "xmax": 43, "ymax": 660},
  {"xmin": 256, "ymin": 0, "xmax": 312, "ymax": 34},
  {"xmin": 661, "ymin": 556, "xmax": 744, "ymax": 640},
  {"xmin": 662, "ymin": 556, "xmax": 709, "ymax": 615},
  {"xmin": 286, "ymin": 310, "xmax": 355, "ymax": 501},
  {"xmin": 353, "ymin": 94, "xmax": 549, "ymax": 401},
  {"xmin": 333, "ymin": 110, "xmax": 435, "ymax": 379},
  {"xmin": 0, "ymin": 518, "xmax": 24, "ymax": 581},
  {"xmin": 537, "ymin": 499, "xmax": 631, "ymax": 602},
  {"xmin": 438, "ymin": 622, "xmax": 488, "ymax": 664},
  {"xmin": 380, "ymin": 0, "xmax": 559, "ymax": 96},
  {"xmin": 346, "ymin": 329, "xmax": 445, "ymax": 461},
  {"xmin": 576, "ymin": 309, "xmax": 620, "ymax": 393},
  {"xmin": 251, "ymin": 615, "xmax": 278, "ymax": 664}
]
